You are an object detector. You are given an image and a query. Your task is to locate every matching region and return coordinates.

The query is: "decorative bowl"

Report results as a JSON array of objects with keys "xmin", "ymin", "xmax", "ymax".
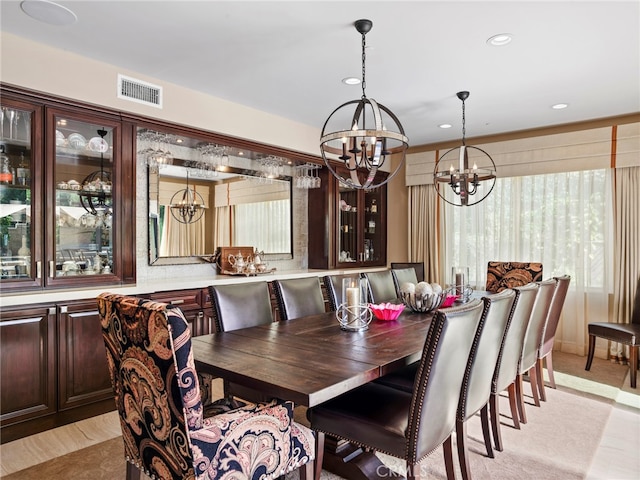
[
  {"xmin": 369, "ymin": 302, "xmax": 405, "ymax": 321},
  {"xmin": 441, "ymin": 294, "xmax": 460, "ymax": 308},
  {"xmin": 400, "ymin": 291, "xmax": 448, "ymax": 313}
]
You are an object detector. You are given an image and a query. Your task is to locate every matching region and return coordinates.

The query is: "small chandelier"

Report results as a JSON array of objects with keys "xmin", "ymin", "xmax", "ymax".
[
  {"xmin": 433, "ymin": 91, "xmax": 496, "ymax": 206},
  {"xmin": 80, "ymin": 128, "xmax": 112, "ymax": 217},
  {"xmin": 320, "ymin": 19, "xmax": 408, "ymax": 190},
  {"xmin": 169, "ymin": 170, "xmax": 206, "ymax": 224}
]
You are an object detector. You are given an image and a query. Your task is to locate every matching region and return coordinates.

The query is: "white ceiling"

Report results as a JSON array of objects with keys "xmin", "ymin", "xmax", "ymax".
[{"xmin": 1, "ymin": 0, "xmax": 638, "ymax": 147}]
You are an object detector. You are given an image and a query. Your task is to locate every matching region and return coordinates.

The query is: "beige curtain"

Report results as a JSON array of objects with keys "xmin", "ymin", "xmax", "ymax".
[
  {"xmin": 611, "ymin": 166, "xmax": 640, "ymax": 361},
  {"xmin": 408, "ymin": 185, "xmax": 440, "ymax": 284},
  {"xmin": 159, "ymin": 208, "xmax": 206, "ymax": 257},
  {"xmin": 215, "ymin": 205, "xmax": 232, "ymax": 247}
]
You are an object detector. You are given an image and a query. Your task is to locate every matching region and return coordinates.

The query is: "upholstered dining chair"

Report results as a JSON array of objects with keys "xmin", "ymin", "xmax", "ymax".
[
  {"xmin": 535, "ymin": 275, "xmax": 571, "ymax": 400},
  {"xmin": 514, "ymin": 278, "xmax": 556, "ymax": 424},
  {"xmin": 208, "ymin": 281, "xmax": 273, "ymax": 333},
  {"xmin": 323, "ymin": 273, "xmax": 361, "ymax": 311},
  {"xmin": 586, "ymin": 275, "xmax": 640, "ymax": 388},
  {"xmin": 391, "ymin": 267, "xmax": 419, "ymax": 296},
  {"xmin": 455, "ymin": 289, "xmax": 516, "ymax": 480},
  {"xmin": 390, "ymin": 261, "xmax": 425, "ymax": 282},
  {"xmin": 208, "ymin": 282, "xmax": 273, "ymax": 401},
  {"xmin": 485, "ymin": 261, "xmax": 543, "ymax": 292},
  {"xmin": 488, "ymin": 283, "xmax": 538, "ymax": 452},
  {"xmin": 362, "ymin": 269, "xmax": 397, "ymax": 303},
  {"xmin": 272, "ymin": 277, "xmax": 326, "ymax": 320},
  {"xmin": 98, "ymin": 292, "xmax": 315, "ymax": 480},
  {"xmin": 308, "ymin": 300, "xmax": 486, "ymax": 480}
]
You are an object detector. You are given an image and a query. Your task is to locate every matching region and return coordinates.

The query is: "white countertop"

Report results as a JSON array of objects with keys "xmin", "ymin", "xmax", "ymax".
[{"xmin": 0, "ymin": 267, "xmax": 386, "ymax": 307}]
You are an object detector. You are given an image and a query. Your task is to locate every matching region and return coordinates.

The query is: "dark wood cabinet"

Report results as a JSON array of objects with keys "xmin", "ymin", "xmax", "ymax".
[
  {"xmin": 308, "ymin": 166, "xmax": 387, "ymax": 269},
  {"xmin": 150, "ymin": 288, "xmax": 215, "ymax": 337},
  {"xmin": 0, "ymin": 305, "xmax": 56, "ymax": 429},
  {"xmin": 0, "ymin": 85, "xmax": 136, "ymax": 292},
  {"xmin": 57, "ymin": 299, "xmax": 112, "ymax": 411}
]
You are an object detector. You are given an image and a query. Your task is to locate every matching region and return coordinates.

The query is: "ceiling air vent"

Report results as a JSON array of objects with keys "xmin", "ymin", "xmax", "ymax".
[{"xmin": 117, "ymin": 74, "xmax": 162, "ymax": 108}]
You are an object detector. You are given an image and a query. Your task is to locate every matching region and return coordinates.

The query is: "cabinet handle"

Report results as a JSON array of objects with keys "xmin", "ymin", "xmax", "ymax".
[
  {"xmin": 170, "ymin": 299, "xmax": 185, "ymax": 305},
  {"xmin": 37, "ymin": 261, "xmax": 42, "ymax": 279},
  {"xmin": 49, "ymin": 261, "xmax": 55, "ymax": 278},
  {"xmin": 48, "ymin": 307, "xmax": 56, "ymax": 315},
  {"xmin": 59, "ymin": 305, "xmax": 68, "ymax": 313}
]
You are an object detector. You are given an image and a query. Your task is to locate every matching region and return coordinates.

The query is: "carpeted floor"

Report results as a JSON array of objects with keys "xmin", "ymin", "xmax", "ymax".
[{"xmin": 2, "ymin": 352, "xmax": 637, "ymax": 480}]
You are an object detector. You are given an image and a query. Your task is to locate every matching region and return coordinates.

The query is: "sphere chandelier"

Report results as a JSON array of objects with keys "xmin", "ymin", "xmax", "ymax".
[
  {"xmin": 433, "ymin": 91, "xmax": 497, "ymax": 206},
  {"xmin": 320, "ymin": 19, "xmax": 409, "ymax": 190},
  {"xmin": 169, "ymin": 170, "xmax": 206, "ymax": 224}
]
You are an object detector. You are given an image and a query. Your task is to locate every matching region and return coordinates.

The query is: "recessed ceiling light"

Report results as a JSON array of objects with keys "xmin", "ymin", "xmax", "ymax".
[
  {"xmin": 487, "ymin": 33, "xmax": 513, "ymax": 46},
  {"xmin": 439, "ymin": 124, "xmax": 452, "ymax": 129},
  {"xmin": 20, "ymin": 0, "xmax": 77, "ymax": 26},
  {"xmin": 342, "ymin": 77, "xmax": 361, "ymax": 85},
  {"xmin": 552, "ymin": 103, "xmax": 569, "ymax": 109}
]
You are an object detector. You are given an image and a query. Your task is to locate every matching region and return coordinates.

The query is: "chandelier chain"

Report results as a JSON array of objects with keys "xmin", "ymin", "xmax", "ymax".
[
  {"xmin": 361, "ymin": 31, "xmax": 367, "ymax": 98},
  {"xmin": 461, "ymin": 97, "xmax": 466, "ymax": 145}
]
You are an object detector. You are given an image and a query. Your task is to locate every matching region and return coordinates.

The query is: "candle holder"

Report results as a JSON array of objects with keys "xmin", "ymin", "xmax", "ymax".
[
  {"xmin": 451, "ymin": 266, "xmax": 473, "ymax": 303},
  {"xmin": 336, "ymin": 277, "xmax": 372, "ymax": 331}
]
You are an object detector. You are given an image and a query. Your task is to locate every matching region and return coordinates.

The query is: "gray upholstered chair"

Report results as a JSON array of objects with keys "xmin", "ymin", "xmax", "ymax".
[
  {"xmin": 456, "ymin": 289, "xmax": 516, "ymax": 480},
  {"xmin": 323, "ymin": 273, "xmax": 361, "ymax": 311},
  {"xmin": 536, "ymin": 275, "xmax": 571, "ymax": 400},
  {"xmin": 486, "ymin": 261, "xmax": 543, "ymax": 292},
  {"xmin": 362, "ymin": 270, "xmax": 397, "ymax": 303},
  {"xmin": 272, "ymin": 277, "xmax": 326, "ymax": 320},
  {"xmin": 98, "ymin": 293, "xmax": 315, "ymax": 480},
  {"xmin": 209, "ymin": 282, "xmax": 273, "ymax": 332},
  {"xmin": 514, "ymin": 279, "xmax": 556, "ymax": 424},
  {"xmin": 586, "ymin": 276, "xmax": 640, "ymax": 388},
  {"xmin": 390, "ymin": 262, "xmax": 425, "ymax": 282},
  {"xmin": 308, "ymin": 300, "xmax": 485, "ymax": 480},
  {"xmin": 391, "ymin": 267, "xmax": 419, "ymax": 296},
  {"xmin": 488, "ymin": 283, "xmax": 538, "ymax": 452}
]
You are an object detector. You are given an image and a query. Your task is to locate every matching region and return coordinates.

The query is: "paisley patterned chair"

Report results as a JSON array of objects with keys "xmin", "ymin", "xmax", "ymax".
[
  {"xmin": 486, "ymin": 261, "xmax": 543, "ymax": 292},
  {"xmin": 98, "ymin": 292, "xmax": 315, "ymax": 480}
]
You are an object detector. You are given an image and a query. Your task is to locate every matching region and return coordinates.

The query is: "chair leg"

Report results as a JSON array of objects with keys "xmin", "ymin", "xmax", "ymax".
[
  {"xmin": 515, "ymin": 373, "xmax": 528, "ymax": 424},
  {"xmin": 126, "ymin": 461, "xmax": 141, "ymax": 480},
  {"xmin": 314, "ymin": 431, "xmax": 325, "ymax": 480},
  {"xmin": 507, "ymin": 383, "xmax": 521, "ymax": 430},
  {"xmin": 630, "ymin": 345, "xmax": 638, "ymax": 389},
  {"xmin": 536, "ymin": 358, "xmax": 547, "ymax": 402},
  {"xmin": 528, "ymin": 365, "xmax": 540, "ymax": 407},
  {"xmin": 585, "ymin": 334, "xmax": 596, "ymax": 371},
  {"xmin": 545, "ymin": 352, "xmax": 557, "ymax": 389},
  {"xmin": 480, "ymin": 404, "xmax": 494, "ymax": 458},
  {"xmin": 489, "ymin": 393, "xmax": 504, "ymax": 452},
  {"xmin": 299, "ymin": 461, "xmax": 313, "ymax": 480},
  {"xmin": 456, "ymin": 419, "xmax": 472, "ymax": 480},
  {"xmin": 443, "ymin": 435, "xmax": 456, "ymax": 480}
]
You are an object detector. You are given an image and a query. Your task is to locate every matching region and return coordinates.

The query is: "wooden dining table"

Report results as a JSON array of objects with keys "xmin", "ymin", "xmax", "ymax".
[{"xmin": 192, "ymin": 307, "xmax": 436, "ymax": 480}]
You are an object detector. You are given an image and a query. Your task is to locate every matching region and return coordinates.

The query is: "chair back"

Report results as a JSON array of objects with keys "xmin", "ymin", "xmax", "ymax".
[
  {"xmin": 486, "ymin": 261, "xmax": 544, "ymax": 292},
  {"xmin": 273, "ymin": 277, "xmax": 326, "ymax": 320},
  {"xmin": 539, "ymin": 275, "xmax": 571, "ymax": 356},
  {"xmin": 362, "ymin": 270, "xmax": 397, "ymax": 303},
  {"xmin": 209, "ymin": 282, "xmax": 273, "ymax": 332},
  {"xmin": 98, "ymin": 293, "xmax": 200, "ymax": 479},
  {"xmin": 459, "ymin": 289, "xmax": 516, "ymax": 421},
  {"xmin": 407, "ymin": 299, "xmax": 485, "ymax": 461},
  {"xmin": 323, "ymin": 273, "xmax": 361, "ymax": 311},
  {"xmin": 390, "ymin": 262, "xmax": 425, "ymax": 282},
  {"xmin": 391, "ymin": 267, "xmax": 419, "ymax": 296},
  {"xmin": 494, "ymin": 283, "xmax": 539, "ymax": 393},
  {"xmin": 632, "ymin": 276, "xmax": 640, "ymax": 325},
  {"xmin": 519, "ymin": 279, "xmax": 556, "ymax": 374}
]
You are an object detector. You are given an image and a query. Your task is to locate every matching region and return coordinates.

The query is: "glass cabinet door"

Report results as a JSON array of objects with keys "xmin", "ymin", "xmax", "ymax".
[
  {"xmin": 363, "ymin": 189, "xmax": 383, "ymax": 263},
  {"xmin": 50, "ymin": 112, "xmax": 115, "ymax": 281},
  {"xmin": 0, "ymin": 101, "xmax": 38, "ymax": 286},
  {"xmin": 338, "ymin": 185, "xmax": 358, "ymax": 265}
]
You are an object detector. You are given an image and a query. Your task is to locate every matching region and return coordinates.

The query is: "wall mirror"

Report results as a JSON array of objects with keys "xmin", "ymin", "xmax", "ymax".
[{"xmin": 140, "ymin": 128, "xmax": 294, "ymax": 266}]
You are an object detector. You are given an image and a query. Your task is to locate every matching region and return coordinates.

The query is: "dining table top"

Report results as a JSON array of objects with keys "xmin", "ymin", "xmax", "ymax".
[{"xmin": 192, "ymin": 308, "xmax": 436, "ymax": 407}]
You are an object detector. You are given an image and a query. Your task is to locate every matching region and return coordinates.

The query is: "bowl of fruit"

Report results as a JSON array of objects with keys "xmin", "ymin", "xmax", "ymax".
[{"xmin": 399, "ymin": 281, "xmax": 448, "ymax": 313}]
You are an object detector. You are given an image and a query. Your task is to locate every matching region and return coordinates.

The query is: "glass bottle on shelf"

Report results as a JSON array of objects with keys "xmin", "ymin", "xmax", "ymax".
[{"xmin": 16, "ymin": 152, "xmax": 29, "ymax": 186}]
